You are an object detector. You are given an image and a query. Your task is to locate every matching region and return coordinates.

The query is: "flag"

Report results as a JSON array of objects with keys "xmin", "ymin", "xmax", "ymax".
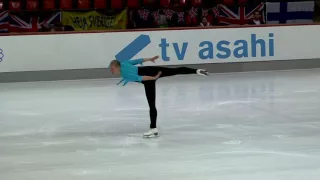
[
  {"xmin": 0, "ymin": 12, "xmax": 60, "ymax": 32},
  {"xmin": 266, "ymin": 1, "xmax": 315, "ymax": 24},
  {"xmin": 38, "ymin": 12, "xmax": 61, "ymax": 29},
  {"xmin": 218, "ymin": 2, "xmax": 265, "ymax": 25},
  {"xmin": 0, "ymin": 11, "xmax": 9, "ymax": 32},
  {"xmin": 9, "ymin": 14, "xmax": 37, "ymax": 32}
]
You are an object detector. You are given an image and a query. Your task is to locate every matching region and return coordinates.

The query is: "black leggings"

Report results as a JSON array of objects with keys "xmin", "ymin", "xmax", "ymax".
[{"xmin": 138, "ymin": 66, "xmax": 197, "ymax": 128}]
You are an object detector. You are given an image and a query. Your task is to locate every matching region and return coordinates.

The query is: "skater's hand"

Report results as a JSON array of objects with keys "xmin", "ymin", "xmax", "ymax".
[
  {"xmin": 142, "ymin": 71, "xmax": 162, "ymax": 81},
  {"xmin": 149, "ymin": 56, "xmax": 159, "ymax": 63},
  {"xmin": 153, "ymin": 71, "xmax": 162, "ymax": 80},
  {"xmin": 143, "ymin": 56, "xmax": 159, "ymax": 63}
]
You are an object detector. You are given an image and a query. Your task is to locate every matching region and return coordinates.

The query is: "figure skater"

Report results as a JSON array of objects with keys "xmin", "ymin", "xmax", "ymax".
[{"xmin": 109, "ymin": 56, "xmax": 208, "ymax": 138}]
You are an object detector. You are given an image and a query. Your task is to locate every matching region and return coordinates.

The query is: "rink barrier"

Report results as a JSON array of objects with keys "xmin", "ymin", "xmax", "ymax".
[{"xmin": 1, "ymin": 23, "xmax": 320, "ymax": 82}]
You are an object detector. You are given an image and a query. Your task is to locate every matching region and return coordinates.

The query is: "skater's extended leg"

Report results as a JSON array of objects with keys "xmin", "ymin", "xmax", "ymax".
[
  {"xmin": 159, "ymin": 67, "xmax": 197, "ymax": 77},
  {"xmin": 138, "ymin": 66, "xmax": 208, "ymax": 78}
]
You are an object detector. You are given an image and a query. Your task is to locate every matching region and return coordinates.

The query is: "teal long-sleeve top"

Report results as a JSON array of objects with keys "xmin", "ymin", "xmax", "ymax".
[{"xmin": 117, "ymin": 58, "xmax": 144, "ymax": 86}]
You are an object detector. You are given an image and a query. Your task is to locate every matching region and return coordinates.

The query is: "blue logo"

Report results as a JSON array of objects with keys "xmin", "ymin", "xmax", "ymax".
[
  {"xmin": 0, "ymin": 48, "xmax": 3, "ymax": 62},
  {"xmin": 115, "ymin": 34, "xmax": 151, "ymax": 62},
  {"xmin": 116, "ymin": 33, "xmax": 275, "ymax": 61}
]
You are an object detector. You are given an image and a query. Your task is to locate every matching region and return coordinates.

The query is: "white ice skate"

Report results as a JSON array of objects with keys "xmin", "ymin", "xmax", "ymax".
[
  {"xmin": 143, "ymin": 128, "xmax": 159, "ymax": 138},
  {"xmin": 197, "ymin": 69, "xmax": 209, "ymax": 76}
]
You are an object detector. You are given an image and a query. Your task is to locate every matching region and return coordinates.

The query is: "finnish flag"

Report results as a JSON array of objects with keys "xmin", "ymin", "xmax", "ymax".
[{"xmin": 266, "ymin": 1, "xmax": 315, "ymax": 24}]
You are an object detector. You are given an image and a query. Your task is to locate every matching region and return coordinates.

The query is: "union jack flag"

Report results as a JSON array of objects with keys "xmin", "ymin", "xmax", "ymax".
[
  {"xmin": 9, "ymin": 14, "xmax": 36, "ymax": 32},
  {"xmin": 38, "ymin": 12, "xmax": 61, "ymax": 29},
  {"xmin": 218, "ymin": 2, "xmax": 265, "ymax": 25},
  {"xmin": 0, "ymin": 11, "xmax": 9, "ymax": 32},
  {"xmin": 0, "ymin": 12, "xmax": 60, "ymax": 32}
]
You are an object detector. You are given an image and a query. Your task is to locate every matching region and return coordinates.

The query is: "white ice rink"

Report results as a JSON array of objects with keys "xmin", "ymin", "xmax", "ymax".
[{"xmin": 1, "ymin": 69, "xmax": 320, "ymax": 180}]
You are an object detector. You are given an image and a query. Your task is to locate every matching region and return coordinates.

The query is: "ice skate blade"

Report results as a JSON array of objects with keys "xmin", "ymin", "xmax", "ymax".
[{"xmin": 143, "ymin": 133, "xmax": 159, "ymax": 138}]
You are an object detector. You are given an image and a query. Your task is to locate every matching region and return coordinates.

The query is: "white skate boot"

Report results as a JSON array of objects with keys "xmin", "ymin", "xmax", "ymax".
[
  {"xmin": 143, "ymin": 128, "xmax": 159, "ymax": 138},
  {"xmin": 197, "ymin": 69, "xmax": 209, "ymax": 76}
]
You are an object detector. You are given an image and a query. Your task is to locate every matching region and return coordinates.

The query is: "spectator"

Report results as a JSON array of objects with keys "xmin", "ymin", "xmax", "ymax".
[
  {"xmin": 199, "ymin": 17, "xmax": 211, "ymax": 27},
  {"xmin": 40, "ymin": 23, "xmax": 74, "ymax": 32},
  {"xmin": 39, "ymin": 23, "xmax": 53, "ymax": 32},
  {"xmin": 53, "ymin": 22, "xmax": 75, "ymax": 31},
  {"xmin": 63, "ymin": 25, "xmax": 75, "ymax": 31},
  {"xmin": 248, "ymin": 11, "xmax": 265, "ymax": 25}
]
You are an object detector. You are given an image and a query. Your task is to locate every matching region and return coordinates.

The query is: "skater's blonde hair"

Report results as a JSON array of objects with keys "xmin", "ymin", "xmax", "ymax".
[{"xmin": 109, "ymin": 60, "xmax": 120, "ymax": 68}]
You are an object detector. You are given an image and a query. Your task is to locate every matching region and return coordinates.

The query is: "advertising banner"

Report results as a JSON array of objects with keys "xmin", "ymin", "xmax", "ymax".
[{"xmin": 61, "ymin": 9, "xmax": 127, "ymax": 31}]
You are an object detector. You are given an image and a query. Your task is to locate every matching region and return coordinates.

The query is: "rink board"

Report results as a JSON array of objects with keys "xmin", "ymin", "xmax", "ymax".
[{"xmin": 0, "ymin": 24, "xmax": 320, "ymax": 82}]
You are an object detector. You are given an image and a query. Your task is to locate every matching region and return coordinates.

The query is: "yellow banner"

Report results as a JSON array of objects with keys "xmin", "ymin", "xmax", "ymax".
[{"xmin": 61, "ymin": 9, "xmax": 127, "ymax": 31}]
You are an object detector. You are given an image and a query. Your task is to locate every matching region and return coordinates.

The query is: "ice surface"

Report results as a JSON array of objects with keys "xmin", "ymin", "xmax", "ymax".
[{"xmin": 1, "ymin": 69, "xmax": 320, "ymax": 180}]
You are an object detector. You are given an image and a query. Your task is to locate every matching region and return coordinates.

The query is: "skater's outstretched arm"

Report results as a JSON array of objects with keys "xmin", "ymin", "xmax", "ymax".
[
  {"xmin": 143, "ymin": 56, "xmax": 159, "ymax": 63},
  {"xmin": 123, "ymin": 71, "xmax": 162, "ymax": 83},
  {"xmin": 129, "ymin": 56, "xmax": 159, "ymax": 65},
  {"xmin": 142, "ymin": 71, "xmax": 162, "ymax": 81}
]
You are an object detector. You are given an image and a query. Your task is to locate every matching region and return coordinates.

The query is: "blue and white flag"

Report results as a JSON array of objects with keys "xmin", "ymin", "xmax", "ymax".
[{"xmin": 266, "ymin": 1, "xmax": 314, "ymax": 24}]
